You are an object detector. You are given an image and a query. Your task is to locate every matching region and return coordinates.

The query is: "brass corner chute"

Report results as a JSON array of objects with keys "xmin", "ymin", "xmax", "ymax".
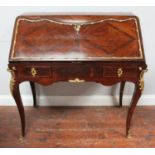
[
  {"xmin": 7, "ymin": 66, "xmax": 16, "ymax": 95},
  {"xmin": 139, "ymin": 67, "xmax": 148, "ymax": 91}
]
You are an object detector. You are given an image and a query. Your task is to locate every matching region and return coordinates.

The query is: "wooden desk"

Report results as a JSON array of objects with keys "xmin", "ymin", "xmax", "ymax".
[{"xmin": 8, "ymin": 15, "xmax": 147, "ymax": 137}]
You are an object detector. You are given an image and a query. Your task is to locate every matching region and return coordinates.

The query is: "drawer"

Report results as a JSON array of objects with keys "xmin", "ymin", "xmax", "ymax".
[
  {"xmin": 21, "ymin": 66, "xmax": 52, "ymax": 78},
  {"xmin": 103, "ymin": 67, "xmax": 138, "ymax": 78},
  {"xmin": 53, "ymin": 64, "xmax": 103, "ymax": 80}
]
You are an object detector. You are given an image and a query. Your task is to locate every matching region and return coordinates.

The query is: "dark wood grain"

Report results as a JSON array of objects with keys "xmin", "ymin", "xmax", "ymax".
[
  {"xmin": 9, "ymin": 15, "xmax": 144, "ymax": 61},
  {"xmin": 8, "ymin": 15, "xmax": 147, "ymax": 137}
]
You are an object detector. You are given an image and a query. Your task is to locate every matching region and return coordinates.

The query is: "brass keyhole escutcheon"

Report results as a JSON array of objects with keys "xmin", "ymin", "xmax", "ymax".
[
  {"xmin": 117, "ymin": 68, "xmax": 123, "ymax": 77},
  {"xmin": 31, "ymin": 67, "xmax": 37, "ymax": 77}
]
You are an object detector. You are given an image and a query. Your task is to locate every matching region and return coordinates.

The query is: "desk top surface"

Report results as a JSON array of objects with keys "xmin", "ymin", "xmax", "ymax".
[{"xmin": 9, "ymin": 15, "xmax": 145, "ymax": 62}]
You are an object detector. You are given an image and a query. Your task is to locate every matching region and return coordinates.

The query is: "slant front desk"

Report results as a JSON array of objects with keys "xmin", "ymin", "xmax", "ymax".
[{"xmin": 8, "ymin": 15, "xmax": 147, "ymax": 137}]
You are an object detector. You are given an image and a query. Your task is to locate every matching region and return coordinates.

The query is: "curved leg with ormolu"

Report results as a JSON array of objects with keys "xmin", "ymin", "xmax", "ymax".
[
  {"xmin": 12, "ymin": 82, "xmax": 26, "ymax": 137},
  {"xmin": 126, "ymin": 83, "xmax": 141, "ymax": 138},
  {"xmin": 30, "ymin": 81, "xmax": 37, "ymax": 108},
  {"xmin": 119, "ymin": 81, "xmax": 126, "ymax": 107}
]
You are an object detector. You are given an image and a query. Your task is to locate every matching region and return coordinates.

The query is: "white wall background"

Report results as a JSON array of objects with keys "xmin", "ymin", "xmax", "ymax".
[{"xmin": 0, "ymin": 6, "xmax": 155, "ymax": 106}]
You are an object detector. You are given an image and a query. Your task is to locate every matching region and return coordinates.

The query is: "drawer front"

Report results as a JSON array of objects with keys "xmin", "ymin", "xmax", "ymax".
[
  {"xmin": 53, "ymin": 64, "xmax": 103, "ymax": 80},
  {"xmin": 21, "ymin": 66, "xmax": 51, "ymax": 78},
  {"xmin": 53, "ymin": 63, "xmax": 138, "ymax": 81},
  {"xmin": 18, "ymin": 63, "xmax": 137, "ymax": 81},
  {"xmin": 103, "ymin": 67, "xmax": 138, "ymax": 78}
]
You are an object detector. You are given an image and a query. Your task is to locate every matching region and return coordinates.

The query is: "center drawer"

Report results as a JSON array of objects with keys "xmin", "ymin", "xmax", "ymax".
[{"xmin": 53, "ymin": 63, "xmax": 103, "ymax": 80}]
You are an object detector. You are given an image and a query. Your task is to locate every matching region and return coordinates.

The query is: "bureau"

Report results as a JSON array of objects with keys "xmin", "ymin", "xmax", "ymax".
[{"xmin": 8, "ymin": 14, "xmax": 147, "ymax": 137}]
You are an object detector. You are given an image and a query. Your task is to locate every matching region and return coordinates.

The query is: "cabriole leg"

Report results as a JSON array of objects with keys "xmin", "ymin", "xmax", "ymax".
[
  {"xmin": 12, "ymin": 82, "xmax": 25, "ymax": 137},
  {"xmin": 126, "ymin": 68, "xmax": 147, "ymax": 138},
  {"xmin": 126, "ymin": 83, "xmax": 141, "ymax": 138},
  {"xmin": 30, "ymin": 81, "xmax": 37, "ymax": 108},
  {"xmin": 8, "ymin": 67, "xmax": 25, "ymax": 137},
  {"xmin": 119, "ymin": 81, "xmax": 125, "ymax": 107}
]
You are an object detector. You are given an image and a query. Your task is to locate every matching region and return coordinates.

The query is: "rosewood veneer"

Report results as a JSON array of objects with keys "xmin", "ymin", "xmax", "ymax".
[{"xmin": 8, "ymin": 14, "xmax": 147, "ymax": 137}]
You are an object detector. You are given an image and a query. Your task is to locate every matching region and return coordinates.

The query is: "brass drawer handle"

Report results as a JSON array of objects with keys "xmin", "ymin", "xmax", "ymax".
[
  {"xmin": 117, "ymin": 68, "xmax": 123, "ymax": 77},
  {"xmin": 68, "ymin": 78, "xmax": 85, "ymax": 83},
  {"xmin": 31, "ymin": 67, "xmax": 37, "ymax": 77}
]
